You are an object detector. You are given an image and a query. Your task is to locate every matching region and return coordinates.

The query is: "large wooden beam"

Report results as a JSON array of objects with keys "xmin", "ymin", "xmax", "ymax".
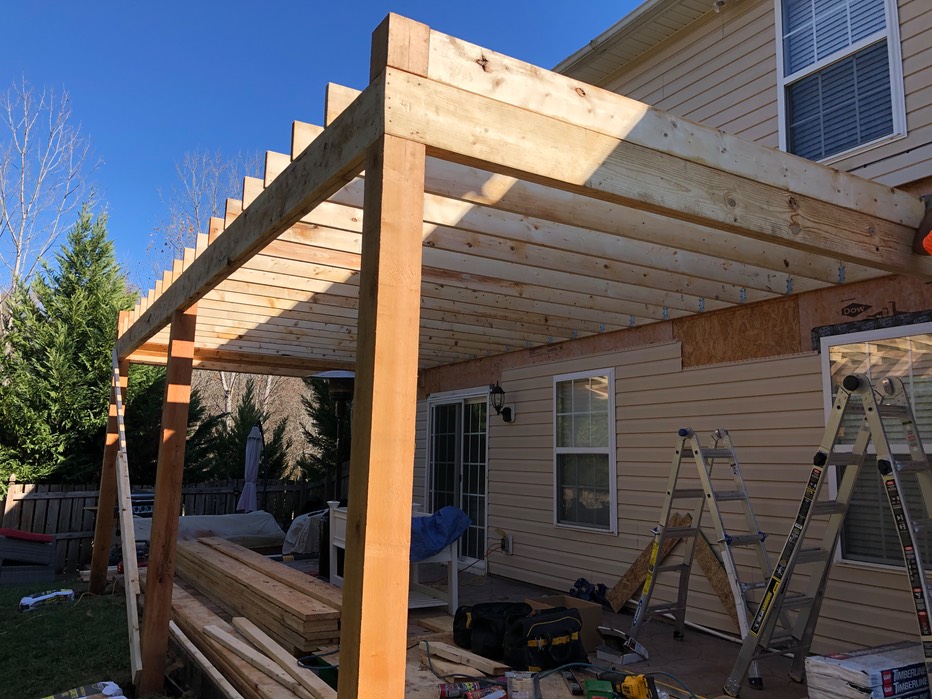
[
  {"xmin": 380, "ymin": 67, "xmax": 932, "ymax": 277},
  {"xmin": 89, "ymin": 314, "xmax": 129, "ymax": 595},
  {"xmin": 116, "ymin": 80, "xmax": 384, "ymax": 359},
  {"xmin": 321, "ymin": 87, "xmax": 880, "ymax": 287},
  {"xmin": 137, "ymin": 305, "xmax": 198, "ymax": 696},
  {"xmin": 338, "ymin": 15, "xmax": 428, "ymax": 698},
  {"xmin": 426, "ymin": 30, "xmax": 923, "ymax": 228}
]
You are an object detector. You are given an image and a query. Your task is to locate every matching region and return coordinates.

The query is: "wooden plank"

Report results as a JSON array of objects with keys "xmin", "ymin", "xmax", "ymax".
[
  {"xmin": 170, "ymin": 621, "xmax": 245, "ymax": 699},
  {"xmin": 198, "ymin": 537, "xmax": 343, "ymax": 612},
  {"xmin": 417, "ymin": 641, "xmax": 508, "ymax": 676},
  {"xmin": 144, "ymin": 575, "xmax": 294, "ymax": 699},
  {"xmin": 416, "ymin": 615, "xmax": 453, "ymax": 634},
  {"xmin": 336, "ymin": 15, "xmax": 430, "ymax": 699},
  {"xmin": 202, "ymin": 625, "xmax": 314, "ymax": 699},
  {"xmin": 606, "ymin": 512, "xmax": 692, "ymax": 611},
  {"xmin": 137, "ymin": 306, "xmax": 198, "ymax": 696},
  {"xmin": 694, "ymin": 534, "xmax": 740, "ymax": 630},
  {"xmin": 232, "ymin": 617, "xmax": 337, "ymax": 699},
  {"xmin": 90, "ymin": 313, "xmax": 129, "ymax": 593},
  {"xmin": 108, "ymin": 348, "xmax": 142, "ymax": 680},
  {"xmin": 115, "ymin": 76, "xmax": 382, "ymax": 358},
  {"xmin": 379, "ymin": 67, "xmax": 931, "ymax": 278},
  {"xmin": 419, "ymin": 654, "xmax": 480, "ymax": 678}
]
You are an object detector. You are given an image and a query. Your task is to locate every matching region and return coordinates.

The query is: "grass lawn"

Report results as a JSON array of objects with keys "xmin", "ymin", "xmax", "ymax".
[{"xmin": 0, "ymin": 577, "xmax": 134, "ymax": 699}]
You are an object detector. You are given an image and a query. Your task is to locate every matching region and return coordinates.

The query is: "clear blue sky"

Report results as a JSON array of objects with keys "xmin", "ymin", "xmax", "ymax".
[{"xmin": 4, "ymin": 1, "xmax": 635, "ymax": 289}]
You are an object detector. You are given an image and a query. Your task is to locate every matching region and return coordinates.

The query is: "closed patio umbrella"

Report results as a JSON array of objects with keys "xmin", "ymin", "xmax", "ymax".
[{"xmin": 236, "ymin": 424, "xmax": 263, "ymax": 513}]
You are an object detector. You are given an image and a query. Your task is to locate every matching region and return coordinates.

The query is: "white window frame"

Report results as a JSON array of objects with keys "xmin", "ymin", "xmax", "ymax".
[
  {"xmin": 774, "ymin": 0, "xmax": 906, "ymax": 163},
  {"xmin": 820, "ymin": 321, "xmax": 932, "ymax": 568},
  {"xmin": 552, "ymin": 368, "xmax": 617, "ymax": 534}
]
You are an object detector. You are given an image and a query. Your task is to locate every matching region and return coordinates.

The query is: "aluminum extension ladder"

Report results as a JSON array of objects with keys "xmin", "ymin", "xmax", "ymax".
[
  {"xmin": 723, "ymin": 374, "xmax": 932, "ymax": 696},
  {"xmin": 629, "ymin": 428, "xmax": 779, "ymax": 690}
]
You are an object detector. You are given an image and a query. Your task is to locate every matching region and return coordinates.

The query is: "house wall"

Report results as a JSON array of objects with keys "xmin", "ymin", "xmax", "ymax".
[
  {"xmin": 415, "ymin": 274, "xmax": 932, "ymax": 653},
  {"xmin": 601, "ymin": 0, "xmax": 932, "ymax": 188}
]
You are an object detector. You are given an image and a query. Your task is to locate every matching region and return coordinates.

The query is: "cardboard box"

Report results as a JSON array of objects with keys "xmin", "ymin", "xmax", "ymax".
[{"xmin": 525, "ymin": 594, "xmax": 603, "ymax": 652}]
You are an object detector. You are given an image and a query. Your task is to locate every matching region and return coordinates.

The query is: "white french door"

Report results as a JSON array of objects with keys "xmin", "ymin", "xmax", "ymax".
[{"xmin": 427, "ymin": 393, "xmax": 488, "ymax": 566}]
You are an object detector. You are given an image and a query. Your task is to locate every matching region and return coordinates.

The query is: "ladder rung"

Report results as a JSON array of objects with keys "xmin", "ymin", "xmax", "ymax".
[
  {"xmin": 647, "ymin": 602, "xmax": 684, "ymax": 615},
  {"xmin": 671, "ymin": 488, "xmax": 705, "ymax": 499},
  {"xmin": 810, "ymin": 501, "xmax": 846, "ymax": 516},
  {"xmin": 714, "ymin": 490, "xmax": 747, "ymax": 502},
  {"xmin": 780, "ymin": 594, "xmax": 814, "ymax": 610},
  {"xmin": 877, "ymin": 404, "xmax": 910, "ymax": 418},
  {"xmin": 697, "ymin": 448, "xmax": 733, "ymax": 459},
  {"xmin": 795, "ymin": 548, "xmax": 830, "ymax": 565},
  {"xmin": 896, "ymin": 459, "xmax": 932, "ymax": 474},
  {"xmin": 662, "ymin": 527, "xmax": 699, "ymax": 538},
  {"xmin": 741, "ymin": 580, "xmax": 768, "ymax": 592},
  {"xmin": 764, "ymin": 634, "xmax": 803, "ymax": 653},
  {"xmin": 827, "ymin": 453, "xmax": 859, "ymax": 467},
  {"xmin": 654, "ymin": 563, "xmax": 688, "ymax": 574},
  {"xmin": 723, "ymin": 533, "xmax": 765, "ymax": 547}
]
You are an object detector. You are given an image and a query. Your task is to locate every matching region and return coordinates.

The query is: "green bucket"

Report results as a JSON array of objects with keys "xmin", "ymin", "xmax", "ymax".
[{"xmin": 299, "ymin": 654, "xmax": 338, "ymax": 689}]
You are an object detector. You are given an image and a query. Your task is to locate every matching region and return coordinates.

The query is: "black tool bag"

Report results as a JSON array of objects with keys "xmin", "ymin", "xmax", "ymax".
[
  {"xmin": 453, "ymin": 602, "xmax": 533, "ymax": 660},
  {"xmin": 503, "ymin": 606, "xmax": 588, "ymax": 671}
]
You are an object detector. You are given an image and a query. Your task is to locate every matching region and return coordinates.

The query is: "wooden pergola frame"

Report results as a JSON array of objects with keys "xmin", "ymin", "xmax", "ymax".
[{"xmin": 88, "ymin": 13, "xmax": 932, "ymax": 697}]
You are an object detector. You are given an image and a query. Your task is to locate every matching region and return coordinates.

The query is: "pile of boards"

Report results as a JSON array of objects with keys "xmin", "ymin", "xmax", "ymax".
[
  {"xmin": 174, "ymin": 537, "xmax": 341, "ymax": 655},
  {"xmin": 147, "ymin": 575, "xmax": 336, "ymax": 699}
]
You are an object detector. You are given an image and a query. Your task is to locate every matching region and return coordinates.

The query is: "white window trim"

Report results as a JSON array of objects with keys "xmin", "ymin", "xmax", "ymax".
[
  {"xmin": 552, "ymin": 368, "xmax": 618, "ymax": 534},
  {"xmin": 773, "ymin": 0, "xmax": 907, "ymax": 161},
  {"xmin": 819, "ymin": 321, "xmax": 932, "ymax": 568}
]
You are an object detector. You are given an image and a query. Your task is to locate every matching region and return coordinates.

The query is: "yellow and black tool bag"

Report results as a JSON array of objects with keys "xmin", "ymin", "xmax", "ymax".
[
  {"xmin": 453, "ymin": 602, "xmax": 533, "ymax": 660},
  {"xmin": 503, "ymin": 607, "xmax": 588, "ymax": 671}
]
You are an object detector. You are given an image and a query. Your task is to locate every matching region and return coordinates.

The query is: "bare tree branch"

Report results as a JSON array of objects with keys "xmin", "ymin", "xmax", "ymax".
[{"xmin": 0, "ymin": 78, "xmax": 89, "ymax": 293}]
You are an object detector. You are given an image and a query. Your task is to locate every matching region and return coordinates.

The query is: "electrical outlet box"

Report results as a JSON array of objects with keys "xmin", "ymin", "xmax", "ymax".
[{"xmin": 501, "ymin": 533, "xmax": 514, "ymax": 555}]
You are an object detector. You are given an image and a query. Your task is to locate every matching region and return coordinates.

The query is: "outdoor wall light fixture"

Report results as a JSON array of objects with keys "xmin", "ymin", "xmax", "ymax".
[{"xmin": 489, "ymin": 382, "xmax": 515, "ymax": 423}]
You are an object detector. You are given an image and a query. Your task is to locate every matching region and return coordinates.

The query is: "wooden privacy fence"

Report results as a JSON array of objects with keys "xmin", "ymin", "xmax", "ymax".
[{"xmin": 2, "ymin": 476, "xmax": 326, "ymax": 573}]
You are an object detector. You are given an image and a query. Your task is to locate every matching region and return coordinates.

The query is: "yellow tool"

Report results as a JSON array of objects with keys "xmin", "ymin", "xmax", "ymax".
[{"xmin": 620, "ymin": 674, "xmax": 659, "ymax": 699}]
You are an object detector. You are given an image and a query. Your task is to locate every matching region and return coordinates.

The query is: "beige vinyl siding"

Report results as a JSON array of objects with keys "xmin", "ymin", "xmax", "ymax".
[
  {"xmin": 413, "ymin": 400, "xmax": 428, "ymax": 506},
  {"xmin": 468, "ymin": 342, "xmax": 922, "ymax": 652},
  {"xmin": 603, "ymin": 0, "xmax": 780, "ymax": 147}
]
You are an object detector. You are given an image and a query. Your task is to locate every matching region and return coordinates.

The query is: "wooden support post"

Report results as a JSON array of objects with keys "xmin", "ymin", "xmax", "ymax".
[
  {"xmin": 337, "ymin": 15, "xmax": 429, "ymax": 698},
  {"xmin": 90, "ymin": 311, "xmax": 129, "ymax": 595},
  {"xmin": 137, "ymin": 305, "xmax": 197, "ymax": 696}
]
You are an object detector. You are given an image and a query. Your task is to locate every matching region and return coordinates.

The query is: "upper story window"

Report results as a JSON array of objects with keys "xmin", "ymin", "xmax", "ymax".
[
  {"xmin": 776, "ymin": 0, "xmax": 905, "ymax": 161},
  {"xmin": 553, "ymin": 370, "xmax": 616, "ymax": 532}
]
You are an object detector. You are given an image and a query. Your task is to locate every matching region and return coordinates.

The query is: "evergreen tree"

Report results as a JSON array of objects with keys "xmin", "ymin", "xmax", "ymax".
[
  {"xmin": 205, "ymin": 378, "xmax": 291, "ymax": 482},
  {"xmin": 122, "ymin": 364, "xmax": 224, "ymax": 484},
  {"xmin": 296, "ymin": 378, "xmax": 338, "ymax": 482},
  {"xmin": 0, "ymin": 205, "xmax": 134, "ymax": 482}
]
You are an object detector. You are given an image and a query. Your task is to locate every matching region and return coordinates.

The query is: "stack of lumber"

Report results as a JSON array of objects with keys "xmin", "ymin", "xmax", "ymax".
[
  {"xmin": 142, "ymin": 572, "xmax": 335, "ymax": 699},
  {"xmin": 174, "ymin": 538, "xmax": 341, "ymax": 655}
]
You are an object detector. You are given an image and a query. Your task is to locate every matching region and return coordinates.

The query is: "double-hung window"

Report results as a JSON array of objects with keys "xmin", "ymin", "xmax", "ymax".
[
  {"xmin": 777, "ymin": 0, "xmax": 905, "ymax": 161},
  {"xmin": 821, "ymin": 324, "xmax": 932, "ymax": 566},
  {"xmin": 553, "ymin": 370, "xmax": 616, "ymax": 532}
]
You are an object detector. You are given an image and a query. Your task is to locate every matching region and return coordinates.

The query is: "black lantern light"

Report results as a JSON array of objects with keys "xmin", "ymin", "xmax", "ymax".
[{"xmin": 489, "ymin": 382, "xmax": 514, "ymax": 423}]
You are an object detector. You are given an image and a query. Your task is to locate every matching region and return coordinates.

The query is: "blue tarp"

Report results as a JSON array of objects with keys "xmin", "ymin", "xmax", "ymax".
[{"xmin": 410, "ymin": 506, "xmax": 471, "ymax": 561}]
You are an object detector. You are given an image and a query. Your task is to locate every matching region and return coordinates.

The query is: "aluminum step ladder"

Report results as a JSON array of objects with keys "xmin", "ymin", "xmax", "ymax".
[
  {"xmin": 723, "ymin": 374, "xmax": 932, "ymax": 697},
  {"xmin": 628, "ymin": 427, "xmax": 780, "ymax": 690}
]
